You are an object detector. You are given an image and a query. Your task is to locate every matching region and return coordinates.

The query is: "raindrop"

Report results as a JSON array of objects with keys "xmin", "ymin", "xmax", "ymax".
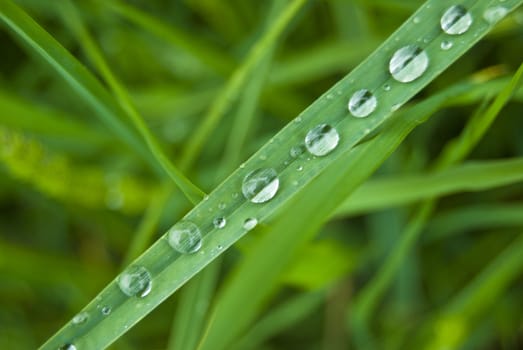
[
  {"xmin": 101, "ymin": 306, "xmax": 111, "ymax": 315},
  {"xmin": 232, "ymin": 192, "xmax": 239, "ymax": 199},
  {"xmin": 72, "ymin": 312, "xmax": 89, "ymax": 325},
  {"xmin": 295, "ymin": 117, "xmax": 302, "ymax": 124},
  {"xmin": 117, "ymin": 265, "xmax": 152, "ymax": 298},
  {"xmin": 217, "ymin": 245, "xmax": 223, "ymax": 250},
  {"xmin": 383, "ymin": 84, "xmax": 391, "ymax": 91},
  {"xmin": 440, "ymin": 5, "xmax": 473, "ymax": 35},
  {"xmin": 304, "ymin": 124, "xmax": 340, "ymax": 157},
  {"xmin": 391, "ymin": 103, "xmax": 402, "ymax": 111},
  {"xmin": 389, "ymin": 45, "xmax": 429, "ymax": 83},
  {"xmin": 242, "ymin": 168, "xmax": 279, "ymax": 203},
  {"xmin": 440, "ymin": 40, "xmax": 453, "ymax": 50},
  {"xmin": 213, "ymin": 217, "xmax": 226, "ymax": 229},
  {"xmin": 243, "ymin": 218, "xmax": 258, "ymax": 231},
  {"xmin": 259, "ymin": 154, "xmax": 267, "ymax": 161},
  {"xmin": 167, "ymin": 221, "xmax": 202, "ymax": 254},
  {"xmin": 218, "ymin": 202, "xmax": 226, "ymax": 210},
  {"xmin": 413, "ymin": 16, "xmax": 420, "ymax": 24},
  {"xmin": 203, "ymin": 195, "xmax": 209, "ymax": 201},
  {"xmin": 59, "ymin": 344, "xmax": 77, "ymax": 350},
  {"xmin": 483, "ymin": 6, "xmax": 508, "ymax": 23},
  {"xmin": 348, "ymin": 89, "xmax": 377, "ymax": 118},
  {"xmin": 290, "ymin": 145, "xmax": 305, "ymax": 158},
  {"xmin": 297, "ymin": 165, "xmax": 304, "ymax": 171}
]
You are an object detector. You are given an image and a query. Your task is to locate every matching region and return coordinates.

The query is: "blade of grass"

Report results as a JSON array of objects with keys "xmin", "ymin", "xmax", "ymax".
[
  {"xmin": 38, "ymin": 1, "xmax": 523, "ymax": 349},
  {"xmin": 349, "ymin": 62, "xmax": 523, "ymax": 344},
  {"xmin": 0, "ymin": 0, "xmax": 204, "ymax": 205}
]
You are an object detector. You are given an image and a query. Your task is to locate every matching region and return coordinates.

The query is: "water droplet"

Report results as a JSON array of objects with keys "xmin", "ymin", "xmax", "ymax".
[
  {"xmin": 232, "ymin": 192, "xmax": 239, "ymax": 199},
  {"xmin": 117, "ymin": 265, "xmax": 152, "ymax": 298},
  {"xmin": 243, "ymin": 218, "xmax": 258, "ymax": 231},
  {"xmin": 383, "ymin": 84, "xmax": 391, "ymax": 91},
  {"xmin": 391, "ymin": 103, "xmax": 402, "ymax": 111},
  {"xmin": 218, "ymin": 202, "xmax": 226, "ymax": 210},
  {"xmin": 295, "ymin": 117, "xmax": 302, "ymax": 123},
  {"xmin": 389, "ymin": 45, "xmax": 429, "ymax": 83},
  {"xmin": 101, "ymin": 306, "xmax": 111, "ymax": 315},
  {"xmin": 440, "ymin": 40, "xmax": 453, "ymax": 50},
  {"xmin": 167, "ymin": 221, "xmax": 202, "ymax": 254},
  {"xmin": 292, "ymin": 180, "xmax": 299, "ymax": 186},
  {"xmin": 297, "ymin": 165, "xmax": 303, "ymax": 171},
  {"xmin": 483, "ymin": 6, "xmax": 508, "ymax": 23},
  {"xmin": 259, "ymin": 154, "xmax": 267, "ymax": 161},
  {"xmin": 304, "ymin": 124, "xmax": 339, "ymax": 157},
  {"xmin": 72, "ymin": 312, "xmax": 89, "ymax": 325},
  {"xmin": 413, "ymin": 16, "xmax": 420, "ymax": 24},
  {"xmin": 290, "ymin": 145, "xmax": 305, "ymax": 158},
  {"xmin": 213, "ymin": 217, "xmax": 226, "ymax": 229},
  {"xmin": 326, "ymin": 93, "xmax": 334, "ymax": 100},
  {"xmin": 441, "ymin": 5, "xmax": 473, "ymax": 35},
  {"xmin": 203, "ymin": 195, "xmax": 209, "ymax": 201},
  {"xmin": 241, "ymin": 168, "xmax": 279, "ymax": 203},
  {"xmin": 59, "ymin": 344, "xmax": 77, "ymax": 350},
  {"xmin": 239, "ymin": 163, "xmax": 246, "ymax": 169},
  {"xmin": 348, "ymin": 89, "xmax": 377, "ymax": 118},
  {"xmin": 217, "ymin": 245, "xmax": 223, "ymax": 250}
]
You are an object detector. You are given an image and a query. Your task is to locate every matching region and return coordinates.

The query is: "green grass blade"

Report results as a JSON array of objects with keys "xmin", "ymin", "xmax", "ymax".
[{"xmin": 37, "ymin": 1, "xmax": 523, "ymax": 349}]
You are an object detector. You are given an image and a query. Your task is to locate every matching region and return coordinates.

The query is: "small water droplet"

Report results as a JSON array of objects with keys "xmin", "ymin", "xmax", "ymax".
[
  {"xmin": 441, "ymin": 5, "xmax": 473, "ymax": 35},
  {"xmin": 101, "ymin": 306, "xmax": 111, "ymax": 315},
  {"xmin": 167, "ymin": 221, "xmax": 202, "ymax": 254},
  {"xmin": 440, "ymin": 40, "xmax": 453, "ymax": 50},
  {"xmin": 304, "ymin": 124, "xmax": 339, "ymax": 157},
  {"xmin": 213, "ymin": 217, "xmax": 226, "ymax": 229},
  {"xmin": 413, "ymin": 16, "xmax": 420, "ymax": 24},
  {"xmin": 348, "ymin": 89, "xmax": 377, "ymax": 118},
  {"xmin": 292, "ymin": 180, "xmax": 299, "ymax": 186},
  {"xmin": 241, "ymin": 168, "xmax": 279, "ymax": 203},
  {"xmin": 232, "ymin": 192, "xmax": 239, "ymax": 198},
  {"xmin": 290, "ymin": 145, "xmax": 305, "ymax": 158},
  {"xmin": 295, "ymin": 117, "xmax": 302, "ymax": 123},
  {"xmin": 483, "ymin": 6, "xmax": 508, "ymax": 24},
  {"xmin": 259, "ymin": 154, "xmax": 267, "ymax": 161},
  {"xmin": 59, "ymin": 344, "xmax": 77, "ymax": 350},
  {"xmin": 218, "ymin": 202, "xmax": 226, "ymax": 210},
  {"xmin": 72, "ymin": 312, "xmax": 89, "ymax": 325},
  {"xmin": 239, "ymin": 163, "xmax": 246, "ymax": 169},
  {"xmin": 326, "ymin": 93, "xmax": 334, "ymax": 100},
  {"xmin": 391, "ymin": 103, "xmax": 402, "ymax": 111},
  {"xmin": 118, "ymin": 265, "xmax": 152, "ymax": 298},
  {"xmin": 297, "ymin": 165, "xmax": 303, "ymax": 171},
  {"xmin": 383, "ymin": 84, "xmax": 391, "ymax": 91},
  {"xmin": 217, "ymin": 245, "xmax": 223, "ymax": 250},
  {"xmin": 389, "ymin": 45, "xmax": 429, "ymax": 83},
  {"xmin": 243, "ymin": 218, "xmax": 258, "ymax": 231}
]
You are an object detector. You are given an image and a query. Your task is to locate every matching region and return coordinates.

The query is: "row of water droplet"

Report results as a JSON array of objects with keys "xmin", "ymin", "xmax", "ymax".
[{"xmin": 61, "ymin": 3, "xmax": 510, "ymax": 348}]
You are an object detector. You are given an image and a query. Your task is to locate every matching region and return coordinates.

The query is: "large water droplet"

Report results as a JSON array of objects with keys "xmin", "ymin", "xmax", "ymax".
[
  {"xmin": 243, "ymin": 218, "xmax": 258, "ymax": 231},
  {"xmin": 242, "ymin": 168, "xmax": 279, "ymax": 203},
  {"xmin": 213, "ymin": 217, "xmax": 226, "ymax": 229},
  {"xmin": 389, "ymin": 45, "xmax": 429, "ymax": 83},
  {"xmin": 348, "ymin": 89, "xmax": 377, "ymax": 118},
  {"xmin": 167, "ymin": 221, "xmax": 202, "ymax": 254},
  {"xmin": 304, "ymin": 124, "xmax": 339, "ymax": 157},
  {"xmin": 118, "ymin": 265, "xmax": 152, "ymax": 298},
  {"xmin": 72, "ymin": 312, "xmax": 89, "ymax": 325},
  {"xmin": 440, "ymin": 5, "xmax": 473, "ymax": 35},
  {"xmin": 483, "ymin": 6, "xmax": 508, "ymax": 24}
]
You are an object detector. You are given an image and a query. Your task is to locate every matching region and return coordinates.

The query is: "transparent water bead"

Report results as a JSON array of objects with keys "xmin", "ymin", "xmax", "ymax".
[
  {"xmin": 290, "ymin": 145, "xmax": 305, "ymax": 158},
  {"xmin": 348, "ymin": 89, "xmax": 377, "ymax": 118},
  {"xmin": 389, "ymin": 45, "xmax": 429, "ymax": 83},
  {"xmin": 440, "ymin": 5, "xmax": 473, "ymax": 35},
  {"xmin": 213, "ymin": 217, "xmax": 226, "ymax": 229},
  {"xmin": 243, "ymin": 218, "xmax": 258, "ymax": 231},
  {"xmin": 242, "ymin": 168, "xmax": 279, "ymax": 203},
  {"xmin": 440, "ymin": 40, "xmax": 453, "ymax": 50},
  {"xmin": 59, "ymin": 344, "xmax": 77, "ymax": 350},
  {"xmin": 101, "ymin": 306, "xmax": 111, "ymax": 315},
  {"xmin": 483, "ymin": 6, "xmax": 508, "ymax": 24},
  {"xmin": 118, "ymin": 265, "xmax": 152, "ymax": 298},
  {"xmin": 168, "ymin": 221, "xmax": 202, "ymax": 254},
  {"xmin": 304, "ymin": 124, "xmax": 339, "ymax": 157},
  {"xmin": 72, "ymin": 312, "xmax": 89, "ymax": 325}
]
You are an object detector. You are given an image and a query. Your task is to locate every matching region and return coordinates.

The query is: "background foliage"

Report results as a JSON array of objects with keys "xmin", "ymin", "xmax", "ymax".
[{"xmin": 1, "ymin": 0, "xmax": 523, "ymax": 349}]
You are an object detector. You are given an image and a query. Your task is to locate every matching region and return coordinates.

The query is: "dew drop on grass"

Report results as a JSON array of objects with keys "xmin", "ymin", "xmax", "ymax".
[
  {"xmin": 168, "ymin": 221, "xmax": 202, "ymax": 254},
  {"xmin": 389, "ymin": 45, "xmax": 429, "ymax": 83},
  {"xmin": 243, "ymin": 218, "xmax": 258, "ymax": 231},
  {"xmin": 304, "ymin": 124, "xmax": 339, "ymax": 157},
  {"xmin": 117, "ymin": 265, "xmax": 152, "ymax": 298},
  {"xmin": 72, "ymin": 312, "xmax": 89, "ymax": 325},
  {"xmin": 483, "ymin": 6, "xmax": 508, "ymax": 23},
  {"xmin": 348, "ymin": 89, "xmax": 377, "ymax": 117},
  {"xmin": 383, "ymin": 84, "xmax": 391, "ymax": 91},
  {"xmin": 440, "ymin": 40, "xmax": 453, "ymax": 50},
  {"xmin": 59, "ymin": 343, "xmax": 77, "ymax": 350},
  {"xmin": 213, "ymin": 217, "xmax": 226, "ymax": 229},
  {"xmin": 101, "ymin": 306, "xmax": 111, "ymax": 315},
  {"xmin": 218, "ymin": 202, "xmax": 226, "ymax": 210},
  {"xmin": 297, "ymin": 165, "xmax": 303, "ymax": 171},
  {"xmin": 290, "ymin": 145, "xmax": 305, "ymax": 158},
  {"xmin": 440, "ymin": 5, "xmax": 473, "ymax": 35},
  {"xmin": 242, "ymin": 168, "xmax": 279, "ymax": 203}
]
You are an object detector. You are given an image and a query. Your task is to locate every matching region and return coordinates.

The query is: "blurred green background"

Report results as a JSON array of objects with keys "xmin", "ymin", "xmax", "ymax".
[{"xmin": 1, "ymin": 0, "xmax": 523, "ymax": 349}]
